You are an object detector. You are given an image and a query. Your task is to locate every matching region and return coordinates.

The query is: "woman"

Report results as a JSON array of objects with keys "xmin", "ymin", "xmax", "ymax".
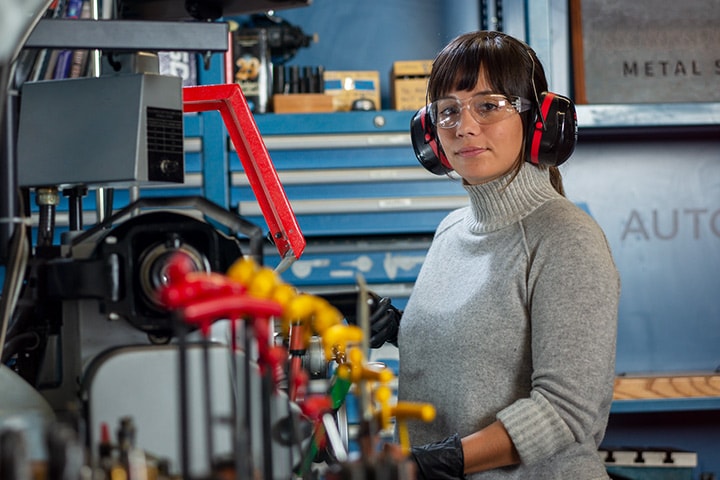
[{"xmin": 392, "ymin": 31, "xmax": 620, "ymax": 479}]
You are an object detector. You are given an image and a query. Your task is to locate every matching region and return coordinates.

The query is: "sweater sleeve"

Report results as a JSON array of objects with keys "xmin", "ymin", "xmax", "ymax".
[{"xmin": 497, "ymin": 202, "xmax": 620, "ymax": 465}]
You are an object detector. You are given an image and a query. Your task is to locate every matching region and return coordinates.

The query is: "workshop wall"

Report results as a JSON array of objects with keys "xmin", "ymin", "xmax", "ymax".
[{"xmin": 565, "ymin": 138, "xmax": 720, "ymax": 374}]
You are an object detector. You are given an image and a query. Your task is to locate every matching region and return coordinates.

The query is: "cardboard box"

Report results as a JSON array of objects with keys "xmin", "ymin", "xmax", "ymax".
[
  {"xmin": 323, "ymin": 70, "xmax": 381, "ymax": 111},
  {"xmin": 391, "ymin": 60, "xmax": 432, "ymax": 111}
]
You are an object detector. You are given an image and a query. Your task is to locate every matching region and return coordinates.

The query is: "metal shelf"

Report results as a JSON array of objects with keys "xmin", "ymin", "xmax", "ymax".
[
  {"xmin": 577, "ymin": 102, "xmax": 720, "ymax": 128},
  {"xmin": 25, "ymin": 18, "xmax": 228, "ymax": 52},
  {"xmin": 252, "ymin": 104, "xmax": 720, "ymax": 140}
]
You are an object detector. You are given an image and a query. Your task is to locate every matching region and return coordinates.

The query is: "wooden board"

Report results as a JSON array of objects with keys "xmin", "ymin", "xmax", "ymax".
[{"xmin": 614, "ymin": 374, "xmax": 720, "ymax": 400}]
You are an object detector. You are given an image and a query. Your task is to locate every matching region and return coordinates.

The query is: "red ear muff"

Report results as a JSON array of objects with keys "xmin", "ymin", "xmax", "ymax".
[
  {"xmin": 526, "ymin": 92, "xmax": 578, "ymax": 167},
  {"xmin": 411, "ymin": 106, "xmax": 453, "ymax": 175}
]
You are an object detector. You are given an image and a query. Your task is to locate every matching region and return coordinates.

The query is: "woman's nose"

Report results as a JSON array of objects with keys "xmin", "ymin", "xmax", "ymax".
[{"xmin": 455, "ymin": 107, "xmax": 480, "ymax": 135}]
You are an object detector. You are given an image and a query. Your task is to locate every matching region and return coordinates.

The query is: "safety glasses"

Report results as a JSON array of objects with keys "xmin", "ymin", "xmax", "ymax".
[{"xmin": 429, "ymin": 93, "xmax": 533, "ymax": 129}]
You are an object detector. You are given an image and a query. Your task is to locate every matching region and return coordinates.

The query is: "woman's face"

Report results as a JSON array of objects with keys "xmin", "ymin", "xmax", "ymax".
[{"xmin": 436, "ymin": 70, "xmax": 524, "ymax": 185}]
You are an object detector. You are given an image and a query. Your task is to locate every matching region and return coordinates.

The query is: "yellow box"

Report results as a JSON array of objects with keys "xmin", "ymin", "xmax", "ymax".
[
  {"xmin": 391, "ymin": 60, "xmax": 432, "ymax": 111},
  {"xmin": 323, "ymin": 70, "xmax": 381, "ymax": 111}
]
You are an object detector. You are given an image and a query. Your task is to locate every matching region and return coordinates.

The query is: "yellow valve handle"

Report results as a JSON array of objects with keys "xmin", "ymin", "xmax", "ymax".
[
  {"xmin": 359, "ymin": 364, "xmax": 394, "ymax": 384},
  {"xmin": 226, "ymin": 256, "xmax": 258, "ymax": 286},
  {"xmin": 393, "ymin": 402, "xmax": 436, "ymax": 455},
  {"xmin": 281, "ymin": 294, "xmax": 343, "ymax": 344},
  {"xmin": 281, "ymin": 293, "xmax": 316, "ymax": 344},
  {"xmin": 271, "ymin": 282, "xmax": 297, "ymax": 307},
  {"xmin": 374, "ymin": 385, "xmax": 394, "ymax": 431},
  {"xmin": 271, "ymin": 283, "xmax": 298, "ymax": 338},
  {"xmin": 247, "ymin": 266, "xmax": 280, "ymax": 299},
  {"xmin": 284, "ymin": 293, "xmax": 317, "ymax": 320},
  {"xmin": 393, "ymin": 402, "xmax": 436, "ymax": 422},
  {"xmin": 228, "ymin": 258, "xmax": 347, "ymax": 343},
  {"xmin": 346, "ymin": 348, "xmax": 394, "ymax": 384},
  {"xmin": 322, "ymin": 324, "xmax": 363, "ymax": 361},
  {"xmin": 335, "ymin": 363, "xmax": 352, "ymax": 380},
  {"xmin": 311, "ymin": 299, "xmax": 344, "ymax": 336}
]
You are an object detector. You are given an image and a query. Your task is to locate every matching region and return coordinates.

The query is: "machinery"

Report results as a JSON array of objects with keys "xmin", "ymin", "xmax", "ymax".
[{"xmin": 0, "ymin": 1, "xmax": 434, "ymax": 478}]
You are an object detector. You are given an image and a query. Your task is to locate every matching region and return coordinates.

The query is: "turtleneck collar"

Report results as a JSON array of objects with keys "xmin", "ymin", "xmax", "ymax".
[{"xmin": 462, "ymin": 162, "xmax": 561, "ymax": 233}]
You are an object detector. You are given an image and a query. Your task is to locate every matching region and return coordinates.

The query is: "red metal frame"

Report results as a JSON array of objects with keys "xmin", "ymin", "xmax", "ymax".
[{"xmin": 182, "ymin": 84, "xmax": 305, "ymax": 262}]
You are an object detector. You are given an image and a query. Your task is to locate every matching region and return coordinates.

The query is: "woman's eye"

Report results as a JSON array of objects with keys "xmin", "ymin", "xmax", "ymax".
[
  {"xmin": 476, "ymin": 102, "xmax": 499, "ymax": 113},
  {"xmin": 441, "ymin": 106, "xmax": 461, "ymax": 117}
]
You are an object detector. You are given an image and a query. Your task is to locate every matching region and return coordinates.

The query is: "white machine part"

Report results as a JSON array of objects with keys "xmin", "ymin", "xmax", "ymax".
[
  {"xmin": 83, "ymin": 336, "xmax": 308, "ymax": 479},
  {"xmin": 0, "ymin": 364, "xmax": 56, "ymax": 462}
]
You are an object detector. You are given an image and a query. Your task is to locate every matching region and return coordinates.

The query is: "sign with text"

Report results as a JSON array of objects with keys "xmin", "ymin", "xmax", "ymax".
[
  {"xmin": 571, "ymin": 0, "xmax": 720, "ymax": 103},
  {"xmin": 562, "ymin": 136, "xmax": 720, "ymax": 374}
]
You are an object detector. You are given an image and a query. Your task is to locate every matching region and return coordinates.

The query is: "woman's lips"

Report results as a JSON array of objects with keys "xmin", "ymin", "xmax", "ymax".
[{"xmin": 456, "ymin": 146, "xmax": 488, "ymax": 157}]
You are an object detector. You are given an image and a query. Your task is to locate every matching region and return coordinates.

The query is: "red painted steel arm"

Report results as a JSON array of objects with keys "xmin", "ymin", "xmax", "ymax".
[{"xmin": 182, "ymin": 84, "xmax": 305, "ymax": 263}]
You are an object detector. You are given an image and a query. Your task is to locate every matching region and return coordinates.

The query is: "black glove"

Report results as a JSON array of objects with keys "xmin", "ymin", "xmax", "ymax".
[
  {"xmin": 411, "ymin": 433, "xmax": 466, "ymax": 480},
  {"xmin": 319, "ymin": 290, "xmax": 402, "ymax": 348},
  {"xmin": 364, "ymin": 291, "xmax": 401, "ymax": 348}
]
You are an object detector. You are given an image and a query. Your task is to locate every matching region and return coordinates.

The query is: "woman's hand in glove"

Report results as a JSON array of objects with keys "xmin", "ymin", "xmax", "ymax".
[
  {"xmin": 319, "ymin": 290, "xmax": 402, "ymax": 348},
  {"xmin": 365, "ymin": 291, "xmax": 402, "ymax": 348},
  {"xmin": 411, "ymin": 433, "xmax": 466, "ymax": 480}
]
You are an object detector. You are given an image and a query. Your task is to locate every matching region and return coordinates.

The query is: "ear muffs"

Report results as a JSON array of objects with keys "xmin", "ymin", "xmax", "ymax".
[
  {"xmin": 526, "ymin": 92, "xmax": 577, "ymax": 167},
  {"xmin": 411, "ymin": 92, "xmax": 578, "ymax": 175},
  {"xmin": 410, "ymin": 106, "xmax": 452, "ymax": 175}
]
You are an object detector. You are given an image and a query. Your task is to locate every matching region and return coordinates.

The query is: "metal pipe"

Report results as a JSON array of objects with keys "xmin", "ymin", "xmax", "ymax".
[{"xmin": 202, "ymin": 336, "xmax": 215, "ymax": 471}]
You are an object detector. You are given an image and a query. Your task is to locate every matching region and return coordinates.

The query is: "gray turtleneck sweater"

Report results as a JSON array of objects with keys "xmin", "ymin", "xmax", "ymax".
[{"xmin": 397, "ymin": 163, "xmax": 620, "ymax": 479}]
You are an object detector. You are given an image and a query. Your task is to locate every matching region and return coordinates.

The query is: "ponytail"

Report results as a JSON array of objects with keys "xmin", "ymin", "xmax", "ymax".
[{"xmin": 549, "ymin": 166, "xmax": 565, "ymax": 196}]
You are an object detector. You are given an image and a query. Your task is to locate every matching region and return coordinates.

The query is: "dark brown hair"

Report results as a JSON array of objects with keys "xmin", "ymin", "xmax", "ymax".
[{"xmin": 428, "ymin": 31, "xmax": 564, "ymax": 195}]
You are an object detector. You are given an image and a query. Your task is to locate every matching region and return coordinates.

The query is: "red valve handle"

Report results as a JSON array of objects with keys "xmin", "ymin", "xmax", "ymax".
[{"xmin": 181, "ymin": 294, "xmax": 283, "ymax": 335}]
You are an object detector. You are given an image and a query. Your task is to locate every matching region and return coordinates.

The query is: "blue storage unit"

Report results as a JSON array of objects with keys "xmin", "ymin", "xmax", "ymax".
[
  {"xmin": 227, "ymin": 111, "xmax": 460, "ymax": 310},
  {"xmin": 234, "ymin": 111, "xmax": 467, "ymax": 238}
]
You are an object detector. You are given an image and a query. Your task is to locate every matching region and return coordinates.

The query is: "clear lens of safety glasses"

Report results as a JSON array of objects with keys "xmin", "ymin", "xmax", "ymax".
[{"xmin": 429, "ymin": 94, "xmax": 533, "ymax": 129}]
